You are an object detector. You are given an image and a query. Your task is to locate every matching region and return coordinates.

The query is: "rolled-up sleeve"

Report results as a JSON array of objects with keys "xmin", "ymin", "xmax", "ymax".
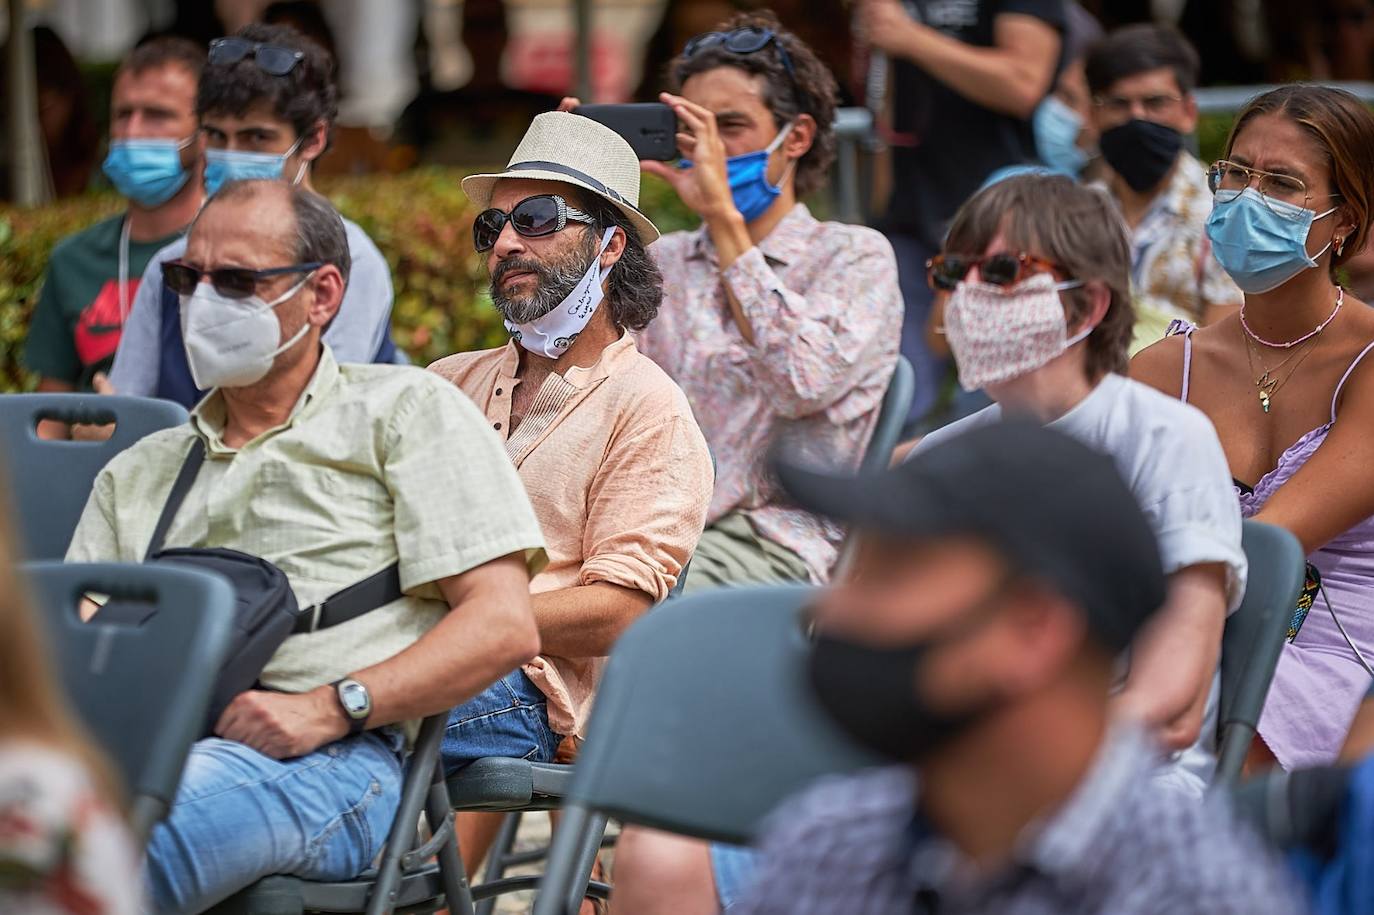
[
  {"xmin": 580, "ymin": 415, "xmax": 713, "ymax": 602},
  {"xmin": 383, "ymin": 379, "xmax": 546, "ymax": 593},
  {"xmin": 721, "ymin": 231, "xmax": 901, "ymax": 420}
]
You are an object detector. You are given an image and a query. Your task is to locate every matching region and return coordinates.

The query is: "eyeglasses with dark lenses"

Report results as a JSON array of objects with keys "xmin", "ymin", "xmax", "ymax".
[
  {"xmin": 209, "ymin": 37, "xmax": 305, "ymax": 76},
  {"xmin": 926, "ymin": 252, "xmax": 1069, "ymax": 292},
  {"xmin": 682, "ymin": 27, "xmax": 804, "ymax": 104},
  {"xmin": 473, "ymin": 195, "xmax": 593, "ymax": 252},
  {"xmin": 162, "ymin": 260, "xmax": 323, "ymax": 299}
]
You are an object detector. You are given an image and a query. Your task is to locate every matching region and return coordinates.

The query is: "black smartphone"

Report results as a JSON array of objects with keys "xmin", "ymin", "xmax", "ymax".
[{"xmin": 573, "ymin": 103, "xmax": 679, "ymax": 161}]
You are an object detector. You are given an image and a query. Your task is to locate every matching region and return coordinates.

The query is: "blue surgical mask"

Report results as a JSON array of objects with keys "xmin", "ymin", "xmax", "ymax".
[
  {"xmin": 1205, "ymin": 188, "xmax": 1338, "ymax": 294},
  {"xmin": 102, "ymin": 135, "xmax": 195, "ymax": 207},
  {"xmin": 681, "ymin": 122, "xmax": 794, "ymax": 223},
  {"xmin": 204, "ymin": 136, "xmax": 306, "ymax": 196},
  {"xmin": 1032, "ymin": 96, "xmax": 1088, "ymax": 176}
]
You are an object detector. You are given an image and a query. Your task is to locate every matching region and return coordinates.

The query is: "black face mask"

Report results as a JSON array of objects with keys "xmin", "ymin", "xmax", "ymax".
[
  {"xmin": 1098, "ymin": 119, "xmax": 1184, "ymax": 193},
  {"xmin": 807, "ymin": 616, "xmax": 1004, "ymax": 763}
]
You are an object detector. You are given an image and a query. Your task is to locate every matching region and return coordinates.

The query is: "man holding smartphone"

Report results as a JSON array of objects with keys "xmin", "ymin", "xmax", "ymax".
[{"xmin": 565, "ymin": 11, "xmax": 901, "ymax": 601}]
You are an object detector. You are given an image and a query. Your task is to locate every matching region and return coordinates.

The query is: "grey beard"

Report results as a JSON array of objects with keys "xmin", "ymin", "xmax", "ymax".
[{"xmin": 490, "ymin": 244, "xmax": 596, "ymax": 325}]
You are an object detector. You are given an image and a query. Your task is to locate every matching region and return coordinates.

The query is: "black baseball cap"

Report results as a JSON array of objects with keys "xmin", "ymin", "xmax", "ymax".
[{"xmin": 776, "ymin": 421, "xmax": 1166, "ymax": 652}]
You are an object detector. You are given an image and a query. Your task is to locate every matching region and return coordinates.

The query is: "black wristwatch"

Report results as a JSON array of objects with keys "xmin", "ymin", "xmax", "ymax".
[{"xmin": 332, "ymin": 677, "xmax": 372, "ymax": 735}]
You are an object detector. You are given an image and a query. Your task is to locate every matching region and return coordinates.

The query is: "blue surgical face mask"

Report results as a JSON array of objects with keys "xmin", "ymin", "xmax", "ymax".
[
  {"xmin": 1205, "ymin": 187, "xmax": 1338, "ymax": 294},
  {"xmin": 681, "ymin": 122, "xmax": 794, "ymax": 223},
  {"xmin": 1032, "ymin": 96, "xmax": 1089, "ymax": 176},
  {"xmin": 102, "ymin": 134, "xmax": 195, "ymax": 207},
  {"xmin": 204, "ymin": 135, "xmax": 306, "ymax": 196}
]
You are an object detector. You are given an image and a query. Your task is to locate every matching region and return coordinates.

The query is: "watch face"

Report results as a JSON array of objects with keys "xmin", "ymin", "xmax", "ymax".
[{"xmin": 339, "ymin": 680, "xmax": 370, "ymax": 718}]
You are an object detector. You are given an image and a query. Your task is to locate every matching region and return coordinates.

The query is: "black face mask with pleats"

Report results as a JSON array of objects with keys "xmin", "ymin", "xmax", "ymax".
[{"xmin": 1099, "ymin": 119, "xmax": 1184, "ymax": 193}]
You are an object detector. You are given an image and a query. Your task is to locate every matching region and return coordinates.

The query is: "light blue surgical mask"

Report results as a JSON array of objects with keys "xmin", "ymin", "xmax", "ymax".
[
  {"xmin": 102, "ymin": 135, "xmax": 195, "ymax": 207},
  {"xmin": 1032, "ymin": 96, "xmax": 1089, "ymax": 176},
  {"xmin": 681, "ymin": 122, "xmax": 794, "ymax": 223},
  {"xmin": 204, "ymin": 136, "xmax": 306, "ymax": 196},
  {"xmin": 1205, "ymin": 188, "xmax": 1339, "ymax": 294}
]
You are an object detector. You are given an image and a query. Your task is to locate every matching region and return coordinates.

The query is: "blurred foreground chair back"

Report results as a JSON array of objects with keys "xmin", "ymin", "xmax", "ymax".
[
  {"xmin": 24, "ymin": 561, "xmax": 234, "ymax": 844},
  {"xmin": 0, "ymin": 394, "xmax": 187, "ymax": 559},
  {"xmin": 1216, "ymin": 520, "xmax": 1307, "ymax": 786},
  {"xmin": 533, "ymin": 585, "xmax": 878, "ymax": 915}
]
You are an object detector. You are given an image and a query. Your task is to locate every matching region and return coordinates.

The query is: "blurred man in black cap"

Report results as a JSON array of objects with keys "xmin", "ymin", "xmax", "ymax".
[{"xmin": 730, "ymin": 421, "xmax": 1304, "ymax": 915}]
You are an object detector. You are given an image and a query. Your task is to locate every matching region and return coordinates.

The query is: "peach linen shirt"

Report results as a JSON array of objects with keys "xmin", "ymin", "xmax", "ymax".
[{"xmin": 429, "ymin": 333, "xmax": 713, "ymax": 739}]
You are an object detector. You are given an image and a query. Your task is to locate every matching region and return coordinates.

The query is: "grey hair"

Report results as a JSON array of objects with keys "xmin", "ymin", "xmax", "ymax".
[
  {"xmin": 573, "ymin": 192, "xmax": 663, "ymax": 332},
  {"xmin": 199, "ymin": 179, "xmax": 351, "ymax": 289}
]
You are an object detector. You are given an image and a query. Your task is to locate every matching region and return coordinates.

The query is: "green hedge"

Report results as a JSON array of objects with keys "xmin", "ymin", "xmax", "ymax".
[{"xmin": 0, "ymin": 167, "xmax": 700, "ymax": 392}]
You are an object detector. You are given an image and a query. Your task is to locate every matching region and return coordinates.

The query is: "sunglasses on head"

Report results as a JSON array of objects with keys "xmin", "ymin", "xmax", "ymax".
[
  {"xmin": 926, "ymin": 252, "xmax": 1071, "ymax": 292},
  {"xmin": 473, "ymin": 195, "xmax": 593, "ymax": 253},
  {"xmin": 682, "ymin": 26, "xmax": 806, "ymax": 106},
  {"xmin": 163, "ymin": 260, "xmax": 322, "ymax": 299},
  {"xmin": 209, "ymin": 37, "xmax": 305, "ymax": 76}
]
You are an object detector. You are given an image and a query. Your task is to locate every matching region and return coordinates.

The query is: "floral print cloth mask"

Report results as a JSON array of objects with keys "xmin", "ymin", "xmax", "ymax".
[{"xmin": 945, "ymin": 272, "xmax": 1089, "ymax": 391}]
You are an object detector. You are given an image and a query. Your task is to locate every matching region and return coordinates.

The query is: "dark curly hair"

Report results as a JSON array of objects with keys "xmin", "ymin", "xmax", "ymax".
[
  {"xmin": 571, "ymin": 191, "xmax": 664, "ymax": 333},
  {"xmin": 197, "ymin": 23, "xmax": 338, "ymax": 150},
  {"xmin": 668, "ymin": 10, "xmax": 838, "ymax": 198}
]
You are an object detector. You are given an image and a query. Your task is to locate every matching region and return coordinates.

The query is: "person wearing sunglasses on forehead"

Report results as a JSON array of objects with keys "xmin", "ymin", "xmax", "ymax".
[
  {"xmin": 915, "ymin": 173, "xmax": 1244, "ymax": 802},
  {"xmin": 564, "ymin": 13, "xmax": 901, "ymax": 599},
  {"xmin": 1133, "ymin": 85, "xmax": 1374, "ymax": 773},
  {"xmin": 427, "ymin": 111, "xmax": 713, "ymax": 881},
  {"xmin": 106, "ymin": 22, "xmax": 403, "ymax": 412},
  {"xmin": 23, "ymin": 37, "xmax": 205, "ymax": 434},
  {"xmin": 1083, "ymin": 24, "xmax": 1243, "ymax": 350}
]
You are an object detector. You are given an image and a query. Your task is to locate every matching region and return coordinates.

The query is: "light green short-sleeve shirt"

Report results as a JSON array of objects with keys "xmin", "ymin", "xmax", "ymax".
[{"xmin": 67, "ymin": 347, "xmax": 546, "ymax": 695}]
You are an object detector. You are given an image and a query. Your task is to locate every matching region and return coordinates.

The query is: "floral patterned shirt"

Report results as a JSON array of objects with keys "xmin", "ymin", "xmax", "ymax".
[
  {"xmin": 638, "ymin": 204, "xmax": 903, "ymax": 581},
  {"xmin": 0, "ymin": 743, "xmax": 142, "ymax": 915}
]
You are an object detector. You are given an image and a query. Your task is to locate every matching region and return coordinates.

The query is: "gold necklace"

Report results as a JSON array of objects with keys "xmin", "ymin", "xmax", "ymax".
[{"xmin": 1242, "ymin": 322, "xmax": 1324, "ymax": 413}]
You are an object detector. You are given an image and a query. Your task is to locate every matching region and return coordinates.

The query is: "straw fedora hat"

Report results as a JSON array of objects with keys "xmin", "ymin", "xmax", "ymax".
[{"xmin": 462, "ymin": 111, "xmax": 660, "ymax": 244}]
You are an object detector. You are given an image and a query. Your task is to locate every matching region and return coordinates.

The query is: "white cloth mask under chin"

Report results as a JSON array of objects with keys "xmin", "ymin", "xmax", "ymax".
[
  {"xmin": 180, "ymin": 273, "xmax": 315, "ymax": 389},
  {"xmin": 506, "ymin": 227, "xmax": 617, "ymax": 358}
]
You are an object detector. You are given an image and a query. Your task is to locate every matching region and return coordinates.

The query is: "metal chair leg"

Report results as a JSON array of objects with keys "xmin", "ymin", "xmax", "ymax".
[
  {"xmin": 561, "ymin": 813, "xmax": 609, "ymax": 915},
  {"xmin": 532, "ymin": 804, "xmax": 593, "ymax": 915},
  {"xmin": 474, "ymin": 812, "xmax": 523, "ymax": 915},
  {"xmin": 426, "ymin": 756, "xmax": 476, "ymax": 915}
]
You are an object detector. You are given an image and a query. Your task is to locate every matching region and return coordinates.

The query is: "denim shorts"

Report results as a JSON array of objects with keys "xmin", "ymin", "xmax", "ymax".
[
  {"xmin": 441, "ymin": 669, "xmax": 561, "ymax": 774},
  {"xmin": 710, "ymin": 841, "xmax": 762, "ymax": 910}
]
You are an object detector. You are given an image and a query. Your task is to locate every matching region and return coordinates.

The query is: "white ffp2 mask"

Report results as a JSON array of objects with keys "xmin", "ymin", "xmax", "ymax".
[
  {"xmin": 180, "ymin": 274, "xmax": 314, "ymax": 389},
  {"xmin": 505, "ymin": 227, "xmax": 616, "ymax": 359}
]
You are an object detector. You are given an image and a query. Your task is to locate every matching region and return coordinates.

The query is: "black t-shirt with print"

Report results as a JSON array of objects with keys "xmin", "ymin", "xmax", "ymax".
[{"xmin": 878, "ymin": 0, "xmax": 1065, "ymax": 250}]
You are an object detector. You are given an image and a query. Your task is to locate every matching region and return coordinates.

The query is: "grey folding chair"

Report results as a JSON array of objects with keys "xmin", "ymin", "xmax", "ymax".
[
  {"xmin": 533, "ymin": 585, "xmax": 879, "ymax": 915},
  {"xmin": 23, "ymin": 561, "xmax": 235, "ymax": 844},
  {"xmin": 858, "ymin": 355, "xmax": 916, "ymax": 473},
  {"xmin": 0, "ymin": 394, "xmax": 188, "ymax": 559},
  {"xmin": 1215, "ymin": 520, "xmax": 1307, "ymax": 786},
  {"xmin": 207, "ymin": 711, "xmax": 472, "ymax": 915}
]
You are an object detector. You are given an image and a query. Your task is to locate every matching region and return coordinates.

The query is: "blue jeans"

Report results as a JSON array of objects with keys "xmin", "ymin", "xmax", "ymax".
[
  {"xmin": 711, "ymin": 842, "xmax": 761, "ymax": 910},
  {"xmin": 146, "ymin": 729, "xmax": 405, "ymax": 914},
  {"xmin": 441, "ymin": 670, "xmax": 561, "ymax": 773}
]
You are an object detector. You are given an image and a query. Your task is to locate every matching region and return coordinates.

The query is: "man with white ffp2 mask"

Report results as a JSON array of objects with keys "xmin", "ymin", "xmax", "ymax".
[{"xmin": 917, "ymin": 172, "xmax": 1245, "ymax": 800}]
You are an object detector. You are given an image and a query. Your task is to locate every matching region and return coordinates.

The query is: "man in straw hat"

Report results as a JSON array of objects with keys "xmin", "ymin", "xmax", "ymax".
[{"xmin": 428, "ymin": 110, "xmax": 714, "ymax": 869}]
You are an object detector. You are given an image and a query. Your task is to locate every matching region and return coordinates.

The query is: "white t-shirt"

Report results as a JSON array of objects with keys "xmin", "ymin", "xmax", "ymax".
[
  {"xmin": 917, "ymin": 371, "xmax": 1247, "ymax": 608},
  {"xmin": 916, "ymin": 372, "xmax": 1247, "ymax": 798},
  {"xmin": 108, "ymin": 217, "xmax": 400, "ymax": 396}
]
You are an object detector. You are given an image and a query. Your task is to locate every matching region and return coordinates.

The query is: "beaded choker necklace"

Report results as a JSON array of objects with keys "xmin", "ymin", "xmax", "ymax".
[{"xmin": 1240, "ymin": 287, "xmax": 1344, "ymax": 349}]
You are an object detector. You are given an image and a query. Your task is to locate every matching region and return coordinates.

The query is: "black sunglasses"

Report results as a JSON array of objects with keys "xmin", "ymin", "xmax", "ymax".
[
  {"xmin": 474, "ymin": 195, "xmax": 593, "ymax": 253},
  {"xmin": 163, "ymin": 260, "xmax": 322, "ymax": 299},
  {"xmin": 209, "ymin": 37, "xmax": 305, "ymax": 76},
  {"xmin": 683, "ymin": 27, "xmax": 804, "ymax": 104},
  {"xmin": 926, "ymin": 252, "xmax": 1070, "ymax": 292}
]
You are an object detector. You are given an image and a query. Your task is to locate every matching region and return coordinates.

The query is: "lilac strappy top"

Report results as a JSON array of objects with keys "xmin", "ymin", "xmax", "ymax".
[{"xmin": 1173, "ymin": 320, "xmax": 1374, "ymax": 768}]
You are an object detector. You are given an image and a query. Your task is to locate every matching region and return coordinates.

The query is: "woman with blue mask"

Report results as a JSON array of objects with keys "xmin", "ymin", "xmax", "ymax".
[{"xmin": 1133, "ymin": 85, "xmax": 1374, "ymax": 773}]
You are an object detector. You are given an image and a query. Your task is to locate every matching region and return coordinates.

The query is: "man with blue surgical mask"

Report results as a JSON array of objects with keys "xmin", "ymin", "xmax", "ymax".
[
  {"xmin": 565, "ymin": 11, "xmax": 902, "ymax": 602},
  {"xmin": 107, "ymin": 23, "xmax": 403, "ymax": 409},
  {"xmin": 23, "ymin": 37, "xmax": 205, "ymax": 414}
]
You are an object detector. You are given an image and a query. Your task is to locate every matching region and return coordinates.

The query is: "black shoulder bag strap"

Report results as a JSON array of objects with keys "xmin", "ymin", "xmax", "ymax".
[
  {"xmin": 144, "ymin": 437, "xmax": 404, "ymax": 633},
  {"xmin": 146, "ymin": 438, "xmax": 207, "ymax": 560}
]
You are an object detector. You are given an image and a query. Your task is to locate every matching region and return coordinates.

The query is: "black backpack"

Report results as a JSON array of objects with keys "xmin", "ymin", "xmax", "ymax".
[{"xmin": 104, "ymin": 439, "xmax": 403, "ymax": 735}]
